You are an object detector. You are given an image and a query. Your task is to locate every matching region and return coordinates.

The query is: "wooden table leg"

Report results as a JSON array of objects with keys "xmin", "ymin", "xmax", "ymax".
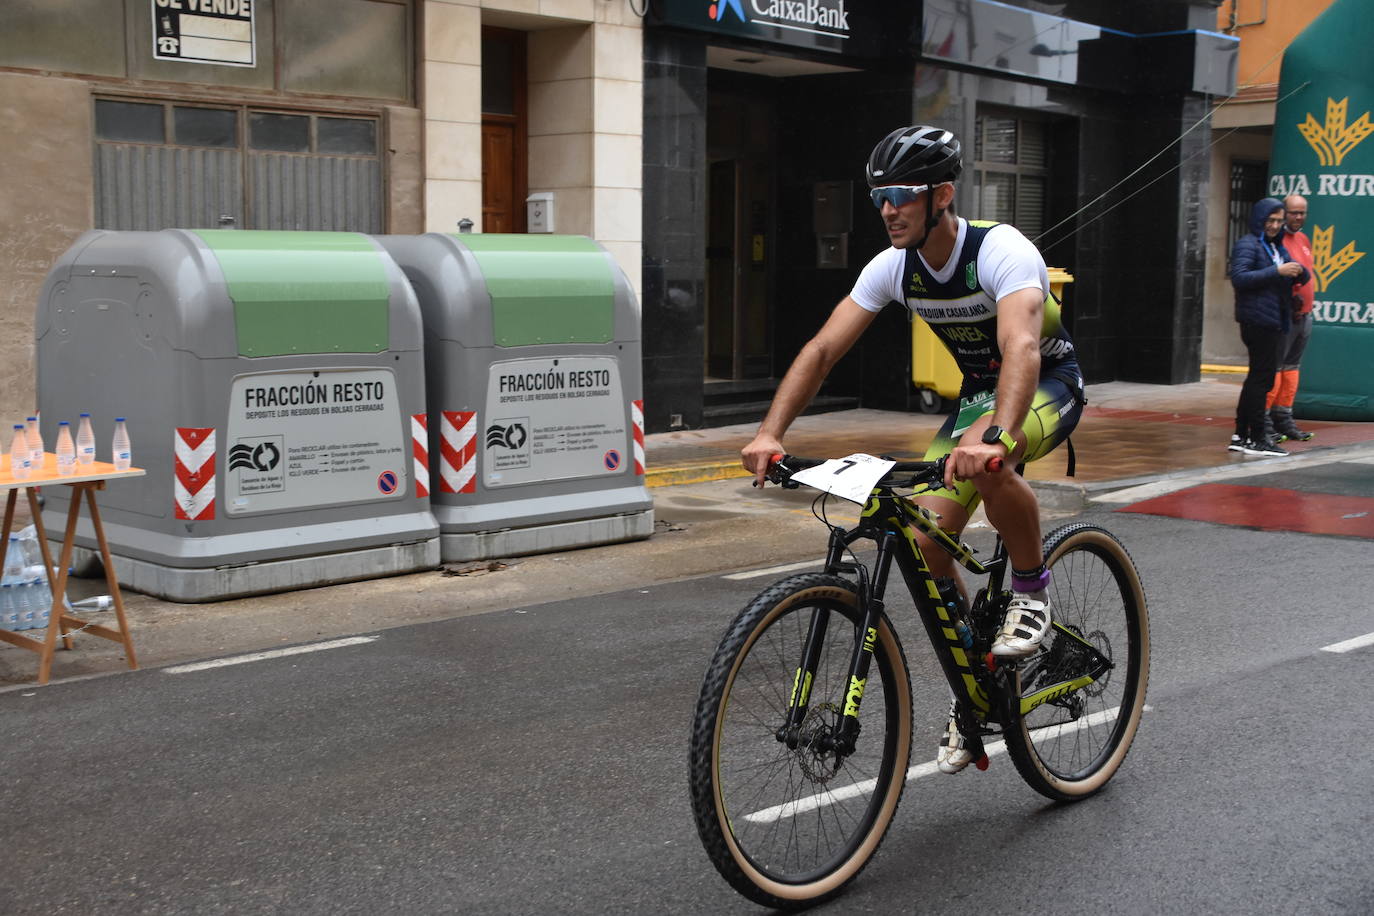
[
  {"xmin": 1, "ymin": 489, "xmax": 16, "ymax": 546},
  {"xmin": 37, "ymin": 489, "xmax": 84, "ymax": 685},
  {"xmin": 26, "ymin": 487, "xmax": 73, "ymax": 651},
  {"xmin": 85, "ymin": 485, "xmax": 137, "ymax": 672}
]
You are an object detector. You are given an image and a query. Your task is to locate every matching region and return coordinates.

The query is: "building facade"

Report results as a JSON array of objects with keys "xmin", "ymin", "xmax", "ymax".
[
  {"xmin": 641, "ymin": 0, "xmax": 1237, "ymax": 432},
  {"xmin": 0, "ymin": 0, "xmax": 643, "ymax": 431},
  {"xmin": 2, "ymin": 1, "xmax": 1241, "ymax": 443},
  {"xmin": 1203, "ymin": 0, "xmax": 1336, "ymax": 365}
]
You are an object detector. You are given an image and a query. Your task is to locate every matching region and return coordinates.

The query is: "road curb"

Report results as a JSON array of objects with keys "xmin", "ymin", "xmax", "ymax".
[{"xmin": 645, "ymin": 461, "xmax": 750, "ymax": 488}]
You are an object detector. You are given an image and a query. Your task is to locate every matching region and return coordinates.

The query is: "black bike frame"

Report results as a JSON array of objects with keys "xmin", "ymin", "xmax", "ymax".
[{"xmin": 780, "ymin": 486, "xmax": 1010, "ymax": 758}]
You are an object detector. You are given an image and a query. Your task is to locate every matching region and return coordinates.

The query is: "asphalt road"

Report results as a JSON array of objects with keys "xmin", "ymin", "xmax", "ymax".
[{"xmin": 3, "ymin": 464, "xmax": 1373, "ymax": 914}]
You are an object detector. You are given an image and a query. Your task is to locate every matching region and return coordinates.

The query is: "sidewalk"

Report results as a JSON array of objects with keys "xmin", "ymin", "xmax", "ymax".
[{"xmin": 643, "ymin": 373, "xmax": 1374, "ymax": 507}]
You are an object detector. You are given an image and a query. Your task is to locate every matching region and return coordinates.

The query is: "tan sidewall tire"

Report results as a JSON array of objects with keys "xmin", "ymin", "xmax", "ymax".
[{"xmin": 710, "ymin": 581, "xmax": 912, "ymax": 904}]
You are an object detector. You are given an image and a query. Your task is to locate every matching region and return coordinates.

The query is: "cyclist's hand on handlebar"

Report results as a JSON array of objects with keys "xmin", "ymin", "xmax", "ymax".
[
  {"xmin": 742, "ymin": 434, "xmax": 785, "ymax": 487},
  {"xmin": 944, "ymin": 442, "xmax": 1010, "ymax": 488}
]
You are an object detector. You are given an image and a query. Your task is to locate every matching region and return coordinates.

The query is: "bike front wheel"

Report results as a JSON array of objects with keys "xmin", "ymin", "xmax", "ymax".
[
  {"xmin": 688, "ymin": 573, "xmax": 912, "ymax": 909},
  {"xmin": 1004, "ymin": 523, "xmax": 1150, "ymax": 801}
]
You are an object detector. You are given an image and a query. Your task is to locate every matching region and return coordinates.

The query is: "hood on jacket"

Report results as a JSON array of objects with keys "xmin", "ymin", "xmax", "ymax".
[{"xmin": 1250, "ymin": 197, "xmax": 1284, "ymax": 237}]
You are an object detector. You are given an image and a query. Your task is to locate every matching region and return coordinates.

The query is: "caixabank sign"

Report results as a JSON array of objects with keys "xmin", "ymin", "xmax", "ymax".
[
  {"xmin": 1268, "ymin": 0, "xmax": 1374, "ymax": 419},
  {"xmin": 650, "ymin": 0, "xmax": 888, "ymax": 58}
]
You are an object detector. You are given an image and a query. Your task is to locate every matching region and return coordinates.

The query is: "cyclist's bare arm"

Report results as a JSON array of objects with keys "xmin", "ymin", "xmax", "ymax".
[
  {"xmin": 945, "ymin": 286, "xmax": 1044, "ymax": 485},
  {"xmin": 742, "ymin": 296, "xmax": 879, "ymax": 485}
]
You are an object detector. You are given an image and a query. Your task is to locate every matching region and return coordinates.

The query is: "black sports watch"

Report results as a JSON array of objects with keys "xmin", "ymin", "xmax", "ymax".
[{"xmin": 981, "ymin": 425, "xmax": 1016, "ymax": 453}]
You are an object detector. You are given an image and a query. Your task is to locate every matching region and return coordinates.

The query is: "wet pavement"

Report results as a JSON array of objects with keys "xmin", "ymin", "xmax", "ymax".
[{"xmin": 642, "ymin": 372, "xmax": 1374, "ymax": 496}]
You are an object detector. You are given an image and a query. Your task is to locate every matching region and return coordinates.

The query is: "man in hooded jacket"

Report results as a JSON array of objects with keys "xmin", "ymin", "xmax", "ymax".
[{"xmin": 1228, "ymin": 197, "xmax": 1309, "ymax": 457}]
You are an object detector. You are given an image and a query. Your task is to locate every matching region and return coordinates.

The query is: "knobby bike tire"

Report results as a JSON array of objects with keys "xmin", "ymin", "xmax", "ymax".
[
  {"xmin": 1004, "ymin": 523, "xmax": 1150, "ymax": 801},
  {"xmin": 688, "ymin": 573, "xmax": 913, "ymax": 909}
]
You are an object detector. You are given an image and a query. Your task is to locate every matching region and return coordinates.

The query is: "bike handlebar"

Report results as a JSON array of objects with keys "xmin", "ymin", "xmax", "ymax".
[
  {"xmin": 765, "ymin": 452, "xmax": 1005, "ymax": 489},
  {"xmin": 765, "ymin": 454, "xmax": 949, "ymax": 490}
]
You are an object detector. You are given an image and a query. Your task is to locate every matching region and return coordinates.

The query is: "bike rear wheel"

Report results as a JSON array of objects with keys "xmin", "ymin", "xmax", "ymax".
[
  {"xmin": 689, "ymin": 573, "xmax": 912, "ymax": 909},
  {"xmin": 1004, "ymin": 524, "xmax": 1150, "ymax": 801}
]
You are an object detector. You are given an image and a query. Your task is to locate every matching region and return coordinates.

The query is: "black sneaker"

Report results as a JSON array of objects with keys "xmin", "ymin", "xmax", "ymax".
[
  {"xmin": 1279, "ymin": 426, "xmax": 1314, "ymax": 442},
  {"xmin": 1241, "ymin": 437, "xmax": 1288, "ymax": 457},
  {"xmin": 1228, "ymin": 434, "xmax": 1245, "ymax": 452}
]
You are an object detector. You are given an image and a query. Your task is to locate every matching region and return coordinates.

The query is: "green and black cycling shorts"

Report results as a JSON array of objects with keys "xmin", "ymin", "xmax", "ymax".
[{"xmin": 920, "ymin": 369, "xmax": 1084, "ymax": 513}]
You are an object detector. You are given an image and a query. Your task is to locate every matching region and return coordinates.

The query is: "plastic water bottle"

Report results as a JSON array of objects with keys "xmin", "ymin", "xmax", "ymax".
[
  {"xmin": 9, "ymin": 425, "xmax": 31, "ymax": 479},
  {"xmin": 25, "ymin": 416, "xmax": 42, "ymax": 469},
  {"xmin": 3, "ymin": 535, "xmax": 22, "ymax": 584},
  {"xmin": 56, "ymin": 421, "xmax": 76, "ymax": 476},
  {"xmin": 12, "ymin": 579, "xmax": 35, "ymax": 630},
  {"xmin": 16, "ymin": 526, "xmax": 71, "ymax": 617},
  {"xmin": 29, "ymin": 578, "xmax": 50, "ymax": 630},
  {"xmin": 0, "ymin": 584, "xmax": 15, "ymax": 630},
  {"xmin": 112, "ymin": 417, "xmax": 131, "ymax": 471},
  {"xmin": 77, "ymin": 413, "xmax": 96, "ymax": 465}
]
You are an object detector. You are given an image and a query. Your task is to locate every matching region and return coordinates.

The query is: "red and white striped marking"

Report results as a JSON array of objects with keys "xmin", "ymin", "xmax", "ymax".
[
  {"xmin": 631, "ymin": 399, "xmax": 645, "ymax": 476},
  {"xmin": 439, "ymin": 410, "xmax": 477, "ymax": 494},
  {"xmin": 411, "ymin": 413, "xmax": 429, "ymax": 497},
  {"xmin": 174, "ymin": 427, "xmax": 216, "ymax": 521}
]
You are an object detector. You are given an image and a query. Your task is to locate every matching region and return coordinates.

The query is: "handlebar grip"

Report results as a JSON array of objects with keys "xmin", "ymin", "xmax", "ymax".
[{"xmin": 986, "ymin": 456, "xmax": 1004, "ymax": 473}]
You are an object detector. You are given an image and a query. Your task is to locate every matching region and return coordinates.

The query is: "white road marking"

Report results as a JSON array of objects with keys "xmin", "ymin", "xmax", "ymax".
[
  {"xmin": 163, "ymin": 636, "xmax": 379, "ymax": 674},
  {"xmin": 723, "ymin": 560, "xmax": 822, "ymax": 581},
  {"xmin": 743, "ymin": 704, "xmax": 1131, "ymax": 824},
  {"xmin": 1321, "ymin": 632, "xmax": 1374, "ymax": 654}
]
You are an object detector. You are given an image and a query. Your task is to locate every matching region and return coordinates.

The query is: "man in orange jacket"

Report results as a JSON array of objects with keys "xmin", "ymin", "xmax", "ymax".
[{"xmin": 1267, "ymin": 193, "xmax": 1316, "ymax": 441}]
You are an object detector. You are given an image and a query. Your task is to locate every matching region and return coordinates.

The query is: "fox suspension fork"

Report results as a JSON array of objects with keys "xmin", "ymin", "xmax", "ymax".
[{"xmin": 777, "ymin": 530, "xmax": 897, "ymax": 757}]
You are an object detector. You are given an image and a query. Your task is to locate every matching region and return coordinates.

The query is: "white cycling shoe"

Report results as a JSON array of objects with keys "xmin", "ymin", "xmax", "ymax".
[
  {"xmin": 936, "ymin": 703, "xmax": 974, "ymax": 774},
  {"xmin": 990, "ymin": 593, "xmax": 1052, "ymax": 658}
]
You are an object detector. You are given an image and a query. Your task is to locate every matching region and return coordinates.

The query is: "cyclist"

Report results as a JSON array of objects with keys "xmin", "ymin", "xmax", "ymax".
[{"xmin": 741, "ymin": 124, "xmax": 1084, "ymax": 775}]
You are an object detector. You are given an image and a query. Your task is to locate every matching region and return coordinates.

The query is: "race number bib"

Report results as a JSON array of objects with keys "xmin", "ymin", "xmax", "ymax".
[{"xmin": 790, "ymin": 453, "xmax": 895, "ymax": 504}]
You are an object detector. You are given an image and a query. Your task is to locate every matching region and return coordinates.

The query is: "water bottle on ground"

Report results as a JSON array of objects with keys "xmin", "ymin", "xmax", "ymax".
[
  {"xmin": 12, "ymin": 579, "xmax": 35, "ymax": 630},
  {"xmin": 77, "ymin": 413, "xmax": 96, "ymax": 465},
  {"xmin": 16, "ymin": 526, "xmax": 70, "ymax": 617},
  {"xmin": 29, "ymin": 577, "xmax": 50, "ymax": 629},
  {"xmin": 25, "ymin": 416, "xmax": 42, "ymax": 470},
  {"xmin": 0, "ymin": 584, "xmax": 15, "ymax": 630},
  {"xmin": 56, "ymin": 421, "xmax": 76, "ymax": 476},
  {"xmin": 112, "ymin": 417, "xmax": 131, "ymax": 471},
  {"xmin": 4, "ymin": 535, "xmax": 23, "ymax": 585},
  {"xmin": 9, "ymin": 425, "xmax": 30, "ymax": 479}
]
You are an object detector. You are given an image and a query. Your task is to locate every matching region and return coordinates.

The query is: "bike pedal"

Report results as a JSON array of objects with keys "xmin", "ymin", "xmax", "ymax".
[{"xmin": 975, "ymin": 754, "xmax": 990, "ymax": 771}]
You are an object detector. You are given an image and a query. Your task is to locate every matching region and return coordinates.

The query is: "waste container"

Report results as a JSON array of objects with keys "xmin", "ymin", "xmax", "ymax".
[
  {"xmin": 377, "ymin": 233, "xmax": 653, "ymax": 561},
  {"xmin": 35, "ymin": 229, "xmax": 439, "ymax": 601},
  {"xmin": 910, "ymin": 267, "xmax": 1075, "ymax": 414}
]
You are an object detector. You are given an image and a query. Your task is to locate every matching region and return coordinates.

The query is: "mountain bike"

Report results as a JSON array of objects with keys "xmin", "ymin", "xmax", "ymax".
[{"xmin": 688, "ymin": 454, "xmax": 1149, "ymax": 909}]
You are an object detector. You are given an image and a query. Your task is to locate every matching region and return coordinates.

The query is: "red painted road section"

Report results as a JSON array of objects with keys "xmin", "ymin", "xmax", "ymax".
[{"xmin": 1119, "ymin": 483, "xmax": 1374, "ymax": 539}]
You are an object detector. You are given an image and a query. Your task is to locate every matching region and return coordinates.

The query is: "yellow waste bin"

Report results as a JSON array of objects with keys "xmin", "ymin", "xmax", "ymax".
[{"xmin": 909, "ymin": 267, "xmax": 1074, "ymax": 414}]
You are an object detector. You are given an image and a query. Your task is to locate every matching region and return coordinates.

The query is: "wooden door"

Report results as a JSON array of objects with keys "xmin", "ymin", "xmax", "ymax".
[
  {"xmin": 482, "ymin": 122, "xmax": 518, "ymax": 232},
  {"xmin": 481, "ymin": 27, "xmax": 527, "ymax": 233}
]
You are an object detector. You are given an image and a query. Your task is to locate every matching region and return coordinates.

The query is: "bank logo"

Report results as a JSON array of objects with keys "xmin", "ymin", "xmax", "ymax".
[
  {"xmin": 709, "ymin": 0, "xmax": 746, "ymax": 22},
  {"xmin": 1299, "ymin": 97, "xmax": 1373, "ymax": 167},
  {"xmin": 485, "ymin": 422, "xmax": 528, "ymax": 451},
  {"xmin": 706, "ymin": 0, "xmax": 850, "ymax": 34},
  {"xmin": 910, "ymin": 272, "xmax": 926, "ymax": 293},
  {"xmin": 1312, "ymin": 224, "xmax": 1366, "ymax": 292}
]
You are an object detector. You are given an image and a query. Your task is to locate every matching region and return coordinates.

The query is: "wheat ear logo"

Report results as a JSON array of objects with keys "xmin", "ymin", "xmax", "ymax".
[
  {"xmin": 1299, "ymin": 97, "xmax": 1374, "ymax": 167},
  {"xmin": 1311, "ymin": 224, "xmax": 1366, "ymax": 292}
]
